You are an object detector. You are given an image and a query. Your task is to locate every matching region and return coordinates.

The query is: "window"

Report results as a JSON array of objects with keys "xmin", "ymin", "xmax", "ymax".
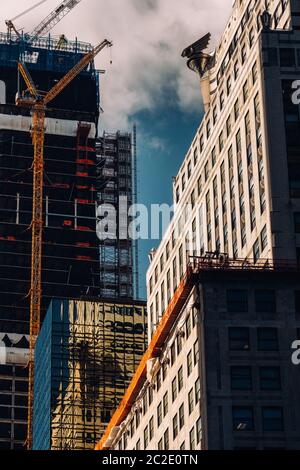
[
  {"xmin": 136, "ymin": 439, "xmax": 141, "ymax": 450},
  {"xmin": 280, "ymin": 48, "xmax": 296, "ymax": 67},
  {"xmin": 196, "ymin": 418, "xmax": 202, "ymax": 444},
  {"xmin": 295, "ymin": 291, "xmax": 300, "ymax": 314},
  {"xmin": 177, "ymin": 333, "xmax": 183, "ymax": 355},
  {"xmin": 194, "ymin": 148, "xmax": 198, "ymax": 166},
  {"xmin": 259, "ymin": 367, "xmax": 281, "ymax": 390},
  {"xmin": 144, "ymin": 426, "xmax": 149, "ymax": 449},
  {"xmin": 180, "ymin": 441, "xmax": 185, "ymax": 450},
  {"xmin": 173, "ymin": 413, "xmax": 178, "ymax": 439},
  {"xmin": 212, "ymin": 105, "xmax": 217, "ymax": 125},
  {"xmin": 227, "ymin": 76, "xmax": 232, "ymax": 96},
  {"xmin": 261, "ymin": 225, "xmax": 268, "ymax": 250},
  {"xmin": 194, "ymin": 339, "xmax": 200, "ymax": 365},
  {"xmin": 157, "ymin": 402, "xmax": 163, "ymax": 427},
  {"xmin": 253, "ymin": 238, "xmax": 260, "ymax": 262},
  {"xmin": 229, "ymin": 327, "xmax": 250, "ymax": 351},
  {"xmin": 249, "ymin": 28, "xmax": 255, "ymax": 48},
  {"xmin": 170, "ymin": 341, "xmax": 176, "ymax": 366},
  {"xmin": 257, "ymin": 328, "xmax": 278, "ymax": 351},
  {"xmin": 243, "ymin": 80, "xmax": 249, "ymax": 102},
  {"xmin": 234, "ymin": 60, "xmax": 239, "ymax": 80},
  {"xmin": 158, "ymin": 438, "xmax": 162, "ymax": 450},
  {"xmin": 294, "ymin": 213, "xmax": 300, "ymax": 233},
  {"xmin": 226, "ymin": 115, "xmax": 232, "ymax": 137},
  {"xmin": 148, "ymin": 384, "xmax": 154, "ymax": 405},
  {"xmin": 143, "ymin": 392, "xmax": 148, "ymax": 415},
  {"xmin": 262, "ymin": 407, "xmax": 284, "ymax": 432},
  {"xmin": 220, "ymin": 91, "xmax": 225, "ymax": 110},
  {"xmin": 255, "ymin": 290, "xmax": 276, "ymax": 313},
  {"xmin": 231, "ymin": 366, "xmax": 252, "ymax": 390},
  {"xmin": 241, "ymin": 43, "xmax": 247, "ymax": 64},
  {"xmin": 179, "ymin": 404, "xmax": 185, "ymax": 430},
  {"xmin": 164, "ymin": 429, "xmax": 169, "ymax": 450},
  {"xmin": 195, "ymin": 378, "xmax": 201, "ymax": 404},
  {"xmin": 227, "ymin": 290, "xmax": 248, "ymax": 312},
  {"xmin": 232, "ymin": 407, "xmax": 254, "ymax": 431},
  {"xmin": 136, "ymin": 410, "xmax": 140, "ymax": 428},
  {"xmin": 163, "ymin": 392, "xmax": 168, "ymax": 417},
  {"xmin": 172, "ymin": 377, "xmax": 177, "ymax": 402},
  {"xmin": 234, "ymin": 99, "xmax": 240, "ymax": 121},
  {"xmin": 156, "ymin": 370, "xmax": 162, "ymax": 391},
  {"xmin": 129, "ymin": 419, "xmax": 135, "ymax": 438},
  {"xmin": 187, "ymin": 350, "xmax": 193, "ymax": 376},
  {"xmin": 189, "ymin": 427, "xmax": 196, "ymax": 450},
  {"xmin": 149, "ymin": 416, "xmax": 154, "ymax": 442},
  {"xmin": 178, "ymin": 366, "xmax": 184, "ymax": 392},
  {"xmin": 188, "ymin": 388, "xmax": 194, "ymax": 415},
  {"xmin": 186, "ymin": 314, "xmax": 192, "ymax": 338}
]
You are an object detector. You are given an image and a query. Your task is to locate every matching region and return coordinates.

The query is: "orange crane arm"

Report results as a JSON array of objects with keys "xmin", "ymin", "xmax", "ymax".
[
  {"xmin": 44, "ymin": 39, "xmax": 112, "ymax": 105},
  {"xmin": 18, "ymin": 63, "xmax": 39, "ymax": 99},
  {"xmin": 17, "ymin": 38, "xmax": 112, "ymax": 450}
]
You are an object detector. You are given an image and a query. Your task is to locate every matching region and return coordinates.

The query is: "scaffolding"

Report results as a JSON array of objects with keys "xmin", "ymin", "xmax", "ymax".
[{"xmin": 96, "ymin": 132, "xmax": 134, "ymax": 300}]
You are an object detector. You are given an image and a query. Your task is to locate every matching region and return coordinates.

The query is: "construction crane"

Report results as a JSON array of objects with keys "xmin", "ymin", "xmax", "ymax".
[
  {"xmin": 6, "ymin": 0, "xmax": 83, "ymax": 43},
  {"xmin": 17, "ymin": 38, "xmax": 113, "ymax": 449}
]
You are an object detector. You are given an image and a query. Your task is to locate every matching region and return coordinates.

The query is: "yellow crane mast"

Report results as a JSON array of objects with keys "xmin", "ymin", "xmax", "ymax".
[{"xmin": 17, "ymin": 39, "xmax": 113, "ymax": 450}]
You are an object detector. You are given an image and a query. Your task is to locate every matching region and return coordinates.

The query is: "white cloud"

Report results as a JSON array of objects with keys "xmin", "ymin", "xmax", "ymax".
[{"xmin": 2, "ymin": 0, "xmax": 233, "ymax": 130}]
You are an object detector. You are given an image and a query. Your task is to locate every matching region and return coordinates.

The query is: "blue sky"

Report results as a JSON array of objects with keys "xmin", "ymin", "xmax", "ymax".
[{"xmin": 132, "ymin": 106, "xmax": 201, "ymax": 298}]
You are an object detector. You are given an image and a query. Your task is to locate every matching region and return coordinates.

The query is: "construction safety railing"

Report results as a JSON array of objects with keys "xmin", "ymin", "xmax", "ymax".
[{"xmin": 0, "ymin": 31, "xmax": 92, "ymax": 54}]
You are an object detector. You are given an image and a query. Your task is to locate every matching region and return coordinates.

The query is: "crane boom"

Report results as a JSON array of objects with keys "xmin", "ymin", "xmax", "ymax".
[
  {"xmin": 17, "ymin": 38, "xmax": 112, "ymax": 450},
  {"xmin": 30, "ymin": 0, "xmax": 83, "ymax": 43},
  {"xmin": 44, "ymin": 39, "xmax": 112, "ymax": 105}
]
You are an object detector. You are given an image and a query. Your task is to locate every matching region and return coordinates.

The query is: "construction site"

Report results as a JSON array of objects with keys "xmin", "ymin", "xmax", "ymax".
[{"xmin": 0, "ymin": 0, "xmax": 143, "ymax": 451}]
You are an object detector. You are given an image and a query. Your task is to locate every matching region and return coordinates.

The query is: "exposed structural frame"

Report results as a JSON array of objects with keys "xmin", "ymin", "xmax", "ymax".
[
  {"xmin": 17, "ymin": 39, "xmax": 112, "ymax": 449},
  {"xmin": 95, "ymin": 255, "xmax": 300, "ymax": 450},
  {"xmin": 132, "ymin": 124, "xmax": 139, "ymax": 299}
]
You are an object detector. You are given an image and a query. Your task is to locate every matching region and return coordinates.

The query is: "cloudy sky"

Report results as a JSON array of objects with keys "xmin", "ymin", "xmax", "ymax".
[{"xmin": 2, "ymin": 0, "xmax": 233, "ymax": 296}]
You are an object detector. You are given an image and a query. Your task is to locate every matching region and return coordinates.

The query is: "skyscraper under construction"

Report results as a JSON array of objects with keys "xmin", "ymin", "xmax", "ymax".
[{"xmin": 0, "ymin": 31, "xmax": 101, "ymax": 449}]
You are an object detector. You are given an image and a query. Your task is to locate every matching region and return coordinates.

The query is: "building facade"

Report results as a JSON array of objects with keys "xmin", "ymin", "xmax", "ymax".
[
  {"xmin": 96, "ymin": 0, "xmax": 300, "ymax": 452},
  {"xmin": 147, "ymin": 0, "xmax": 300, "ymax": 339},
  {"xmin": 32, "ymin": 298, "xmax": 147, "ymax": 450},
  {"xmin": 0, "ymin": 34, "xmax": 102, "ymax": 449},
  {"xmin": 97, "ymin": 259, "xmax": 300, "ymax": 450}
]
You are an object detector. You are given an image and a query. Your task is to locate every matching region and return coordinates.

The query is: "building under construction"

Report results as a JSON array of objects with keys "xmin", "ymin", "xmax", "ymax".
[
  {"xmin": 96, "ymin": 130, "xmax": 138, "ymax": 300},
  {"xmin": 32, "ymin": 298, "xmax": 147, "ymax": 450},
  {"xmin": 0, "ymin": 31, "xmax": 101, "ymax": 449}
]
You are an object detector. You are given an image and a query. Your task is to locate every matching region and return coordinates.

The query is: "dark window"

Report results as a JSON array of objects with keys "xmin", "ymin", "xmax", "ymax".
[
  {"xmin": 262, "ymin": 407, "xmax": 284, "ymax": 431},
  {"xmin": 294, "ymin": 213, "xmax": 300, "ymax": 233},
  {"xmin": 14, "ymin": 407, "xmax": 27, "ymax": 420},
  {"xmin": 15, "ymin": 381, "xmax": 28, "ymax": 393},
  {"xmin": 170, "ymin": 342, "xmax": 176, "ymax": 366},
  {"xmin": 0, "ymin": 422, "xmax": 11, "ymax": 439},
  {"xmin": 229, "ymin": 328, "xmax": 250, "ymax": 351},
  {"xmin": 0, "ymin": 379, "xmax": 12, "ymax": 391},
  {"xmin": 257, "ymin": 328, "xmax": 279, "ymax": 351},
  {"xmin": 0, "ymin": 406, "xmax": 11, "ymax": 419},
  {"xmin": 280, "ymin": 48, "xmax": 296, "ymax": 67},
  {"xmin": 227, "ymin": 290, "xmax": 248, "ymax": 312},
  {"xmin": 255, "ymin": 290, "xmax": 276, "ymax": 313},
  {"xmin": 259, "ymin": 367, "xmax": 281, "ymax": 390},
  {"xmin": 14, "ymin": 424, "xmax": 27, "ymax": 441},
  {"xmin": 0, "ymin": 395, "xmax": 11, "ymax": 406},
  {"xmin": 232, "ymin": 407, "xmax": 254, "ymax": 431},
  {"xmin": 295, "ymin": 291, "xmax": 300, "ymax": 314},
  {"xmin": 231, "ymin": 367, "xmax": 252, "ymax": 390}
]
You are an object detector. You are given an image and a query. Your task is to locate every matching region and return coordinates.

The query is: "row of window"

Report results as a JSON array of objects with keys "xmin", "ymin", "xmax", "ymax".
[
  {"xmin": 118, "ymin": 373, "xmax": 201, "ymax": 451},
  {"xmin": 231, "ymin": 366, "xmax": 281, "ymax": 391},
  {"xmin": 149, "ymin": 90, "xmax": 265, "ymax": 323},
  {"xmin": 233, "ymin": 406, "xmax": 284, "ymax": 432}
]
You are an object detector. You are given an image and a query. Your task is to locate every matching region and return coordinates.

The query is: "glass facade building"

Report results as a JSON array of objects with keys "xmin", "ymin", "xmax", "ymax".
[{"xmin": 32, "ymin": 298, "xmax": 147, "ymax": 450}]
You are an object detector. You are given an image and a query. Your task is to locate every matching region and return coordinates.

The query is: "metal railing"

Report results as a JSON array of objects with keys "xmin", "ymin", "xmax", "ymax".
[{"xmin": 0, "ymin": 32, "xmax": 92, "ymax": 54}]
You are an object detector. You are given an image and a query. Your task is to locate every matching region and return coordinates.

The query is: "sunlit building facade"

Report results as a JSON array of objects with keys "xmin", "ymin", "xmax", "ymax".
[{"xmin": 32, "ymin": 298, "xmax": 147, "ymax": 450}]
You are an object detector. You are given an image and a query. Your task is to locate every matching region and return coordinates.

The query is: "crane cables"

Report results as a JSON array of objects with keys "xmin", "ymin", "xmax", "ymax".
[{"xmin": 10, "ymin": 0, "xmax": 49, "ymax": 23}]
